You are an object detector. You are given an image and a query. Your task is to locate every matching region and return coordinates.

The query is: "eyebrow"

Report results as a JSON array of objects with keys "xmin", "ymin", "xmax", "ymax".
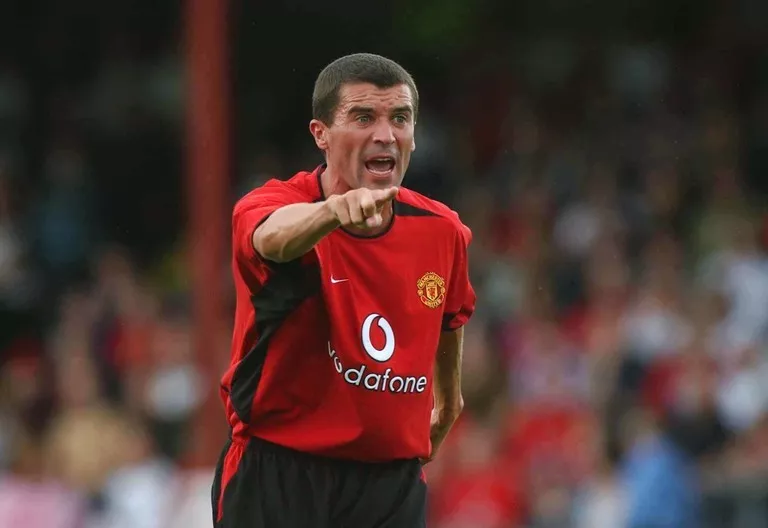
[
  {"xmin": 347, "ymin": 105, "xmax": 414, "ymax": 115},
  {"xmin": 391, "ymin": 106, "xmax": 413, "ymax": 115},
  {"xmin": 347, "ymin": 106, "xmax": 375, "ymax": 115}
]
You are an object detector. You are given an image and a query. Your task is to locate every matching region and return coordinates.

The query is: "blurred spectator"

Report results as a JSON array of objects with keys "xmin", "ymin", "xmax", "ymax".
[
  {"xmin": 142, "ymin": 312, "xmax": 203, "ymax": 460},
  {"xmin": 716, "ymin": 344, "xmax": 768, "ymax": 433},
  {"xmin": 29, "ymin": 134, "xmax": 98, "ymax": 287},
  {"xmin": 572, "ymin": 440, "xmax": 626, "ymax": 528},
  {"xmin": 428, "ymin": 415, "xmax": 525, "ymax": 528},
  {"xmin": 86, "ymin": 418, "xmax": 178, "ymax": 528},
  {"xmin": 42, "ymin": 346, "xmax": 127, "ymax": 495},
  {"xmin": 620, "ymin": 409, "xmax": 701, "ymax": 528}
]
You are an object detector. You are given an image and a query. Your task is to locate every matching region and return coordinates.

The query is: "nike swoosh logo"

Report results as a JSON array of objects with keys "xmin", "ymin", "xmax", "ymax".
[{"xmin": 330, "ymin": 277, "xmax": 348, "ymax": 284}]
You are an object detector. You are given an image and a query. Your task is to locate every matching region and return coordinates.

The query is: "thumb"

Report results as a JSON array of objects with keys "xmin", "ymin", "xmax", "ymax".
[{"xmin": 372, "ymin": 186, "xmax": 399, "ymax": 206}]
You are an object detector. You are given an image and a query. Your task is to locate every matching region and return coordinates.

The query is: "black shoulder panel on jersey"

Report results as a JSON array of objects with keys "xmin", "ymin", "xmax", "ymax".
[
  {"xmin": 395, "ymin": 201, "xmax": 438, "ymax": 217},
  {"xmin": 230, "ymin": 259, "xmax": 321, "ymax": 424}
]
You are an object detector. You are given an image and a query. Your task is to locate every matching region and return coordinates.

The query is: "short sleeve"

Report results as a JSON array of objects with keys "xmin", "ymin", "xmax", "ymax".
[
  {"xmin": 442, "ymin": 222, "xmax": 476, "ymax": 332},
  {"xmin": 232, "ymin": 180, "xmax": 307, "ymax": 283}
]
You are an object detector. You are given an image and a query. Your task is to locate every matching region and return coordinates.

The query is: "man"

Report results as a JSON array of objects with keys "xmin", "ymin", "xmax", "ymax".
[{"xmin": 212, "ymin": 53, "xmax": 476, "ymax": 528}]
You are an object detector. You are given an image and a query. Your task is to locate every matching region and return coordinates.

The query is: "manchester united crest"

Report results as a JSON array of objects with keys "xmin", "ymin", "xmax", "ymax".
[{"xmin": 417, "ymin": 272, "xmax": 446, "ymax": 309}]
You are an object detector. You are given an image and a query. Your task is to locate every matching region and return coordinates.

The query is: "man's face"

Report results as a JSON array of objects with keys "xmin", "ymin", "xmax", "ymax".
[{"xmin": 310, "ymin": 82, "xmax": 416, "ymax": 190}]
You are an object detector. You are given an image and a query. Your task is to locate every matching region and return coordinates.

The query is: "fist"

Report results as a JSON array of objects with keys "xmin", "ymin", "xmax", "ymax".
[{"xmin": 326, "ymin": 187, "xmax": 399, "ymax": 229}]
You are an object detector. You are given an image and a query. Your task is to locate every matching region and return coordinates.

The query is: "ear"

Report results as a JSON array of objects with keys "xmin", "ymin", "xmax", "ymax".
[
  {"xmin": 411, "ymin": 136, "xmax": 416, "ymax": 152},
  {"xmin": 309, "ymin": 119, "xmax": 329, "ymax": 151}
]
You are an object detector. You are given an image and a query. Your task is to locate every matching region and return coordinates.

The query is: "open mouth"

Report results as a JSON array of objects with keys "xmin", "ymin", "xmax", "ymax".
[{"xmin": 364, "ymin": 156, "xmax": 396, "ymax": 175}]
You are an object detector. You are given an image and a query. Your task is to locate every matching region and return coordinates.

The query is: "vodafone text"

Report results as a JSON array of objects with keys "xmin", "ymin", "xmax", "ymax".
[{"xmin": 327, "ymin": 342, "xmax": 428, "ymax": 394}]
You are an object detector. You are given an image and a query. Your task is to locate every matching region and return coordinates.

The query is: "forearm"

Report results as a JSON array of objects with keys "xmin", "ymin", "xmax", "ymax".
[
  {"xmin": 433, "ymin": 327, "xmax": 464, "ymax": 417},
  {"xmin": 253, "ymin": 201, "xmax": 340, "ymax": 262}
]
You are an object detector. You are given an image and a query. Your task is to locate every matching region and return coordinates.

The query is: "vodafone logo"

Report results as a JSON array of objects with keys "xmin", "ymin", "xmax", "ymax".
[
  {"xmin": 326, "ymin": 313, "xmax": 428, "ymax": 394},
  {"xmin": 361, "ymin": 313, "xmax": 395, "ymax": 362}
]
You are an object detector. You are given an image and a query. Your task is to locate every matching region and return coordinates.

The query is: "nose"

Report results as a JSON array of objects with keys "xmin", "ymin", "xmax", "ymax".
[{"xmin": 372, "ymin": 120, "xmax": 396, "ymax": 145}]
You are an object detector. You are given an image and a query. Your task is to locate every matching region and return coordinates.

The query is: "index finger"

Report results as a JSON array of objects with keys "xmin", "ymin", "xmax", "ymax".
[{"xmin": 371, "ymin": 186, "xmax": 399, "ymax": 206}]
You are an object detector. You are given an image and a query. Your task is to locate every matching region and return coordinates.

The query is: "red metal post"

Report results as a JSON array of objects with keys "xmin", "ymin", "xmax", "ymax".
[{"xmin": 185, "ymin": 0, "xmax": 230, "ymax": 467}]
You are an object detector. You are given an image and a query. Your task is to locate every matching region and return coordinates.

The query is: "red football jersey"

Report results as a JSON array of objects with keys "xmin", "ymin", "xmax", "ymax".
[{"xmin": 221, "ymin": 165, "xmax": 476, "ymax": 462}]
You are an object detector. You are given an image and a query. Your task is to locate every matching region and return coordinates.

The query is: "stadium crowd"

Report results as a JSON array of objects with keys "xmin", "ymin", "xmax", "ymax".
[{"xmin": 1, "ymin": 1, "xmax": 768, "ymax": 527}]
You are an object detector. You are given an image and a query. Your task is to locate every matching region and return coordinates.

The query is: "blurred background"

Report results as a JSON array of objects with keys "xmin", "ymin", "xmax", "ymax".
[{"xmin": 1, "ymin": 0, "xmax": 768, "ymax": 527}]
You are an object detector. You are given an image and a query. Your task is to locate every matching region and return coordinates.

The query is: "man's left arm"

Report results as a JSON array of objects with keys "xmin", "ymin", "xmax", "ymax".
[
  {"xmin": 424, "ymin": 221, "xmax": 476, "ymax": 463},
  {"xmin": 425, "ymin": 326, "xmax": 465, "ymax": 462}
]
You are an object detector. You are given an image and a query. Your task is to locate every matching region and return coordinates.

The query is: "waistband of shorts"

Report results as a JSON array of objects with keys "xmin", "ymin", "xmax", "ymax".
[{"xmin": 245, "ymin": 434, "xmax": 419, "ymax": 469}]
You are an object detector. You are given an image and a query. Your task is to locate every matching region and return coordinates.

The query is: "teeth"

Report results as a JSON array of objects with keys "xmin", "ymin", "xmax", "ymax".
[{"xmin": 366, "ymin": 158, "xmax": 395, "ymax": 174}]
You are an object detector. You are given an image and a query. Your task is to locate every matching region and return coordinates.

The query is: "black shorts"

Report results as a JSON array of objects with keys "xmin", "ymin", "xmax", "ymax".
[{"xmin": 212, "ymin": 436, "xmax": 427, "ymax": 528}]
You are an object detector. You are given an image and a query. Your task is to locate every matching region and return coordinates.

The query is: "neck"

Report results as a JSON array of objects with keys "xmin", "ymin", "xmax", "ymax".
[
  {"xmin": 320, "ymin": 165, "xmax": 395, "ymax": 237},
  {"xmin": 320, "ymin": 165, "xmax": 351, "ymax": 198}
]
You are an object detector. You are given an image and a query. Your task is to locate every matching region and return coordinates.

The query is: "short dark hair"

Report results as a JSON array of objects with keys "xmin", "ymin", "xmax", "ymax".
[{"xmin": 312, "ymin": 53, "xmax": 419, "ymax": 125}]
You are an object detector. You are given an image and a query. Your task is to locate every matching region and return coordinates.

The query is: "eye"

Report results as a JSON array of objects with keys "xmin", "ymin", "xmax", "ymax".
[
  {"xmin": 393, "ymin": 114, "xmax": 409, "ymax": 124},
  {"xmin": 356, "ymin": 114, "xmax": 372, "ymax": 124}
]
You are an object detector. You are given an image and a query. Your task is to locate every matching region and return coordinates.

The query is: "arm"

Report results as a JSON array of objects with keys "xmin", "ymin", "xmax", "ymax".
[
  {"xmin": 424, "ymin": 327, "xmax": 465, "ymax": 463},
  {"xmin": 252, "ymin": 202, "xmax": 339, "ymax": 263},
  {"xmin": 424, "ymin": 220, "xmax": 476, "ymax": 463},
  {"xmin": 434, "ymin": 326, "xmax": 465, "ymax": 419},
  {"xmin": 252, "ymin": 187, "xmax": 399, "ymax": 263}
]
